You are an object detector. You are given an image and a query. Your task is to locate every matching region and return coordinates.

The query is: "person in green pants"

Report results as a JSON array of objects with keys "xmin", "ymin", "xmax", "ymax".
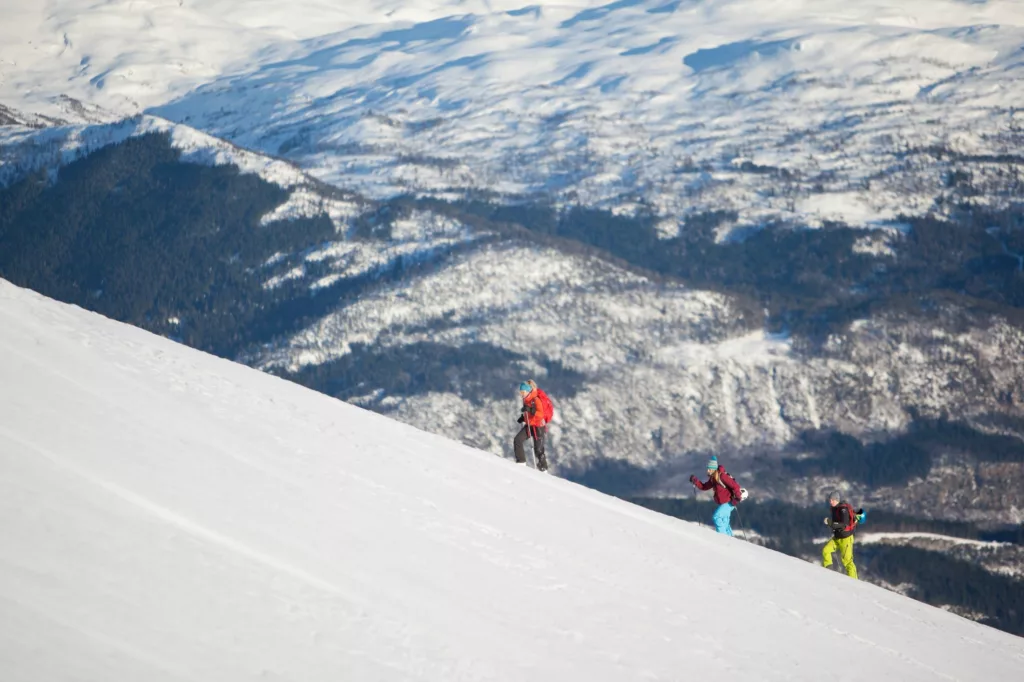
[{"xmin": 822, "ymin": 490, "xmax": 861, "ymax": 579}]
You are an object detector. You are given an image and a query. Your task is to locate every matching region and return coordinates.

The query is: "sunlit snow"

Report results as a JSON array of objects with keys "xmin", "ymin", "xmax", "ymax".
[
  {"xmin": 2, "ymin": 277, "xmax": 1024, "ymax": 681},
  {"xmin": 3, "ymin": 1, "xmax": 1024, "ymax": 227}
]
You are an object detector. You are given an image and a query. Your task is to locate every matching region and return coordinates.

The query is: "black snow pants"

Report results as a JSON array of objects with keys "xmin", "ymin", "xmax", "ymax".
[{"xmin": 513, "ymin": 425, "xmax": 548, "ymax": 471}]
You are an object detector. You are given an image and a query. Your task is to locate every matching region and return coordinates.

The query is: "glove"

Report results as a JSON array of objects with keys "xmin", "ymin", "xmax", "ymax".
[
  {"xmin": 689, "ymin": 475, "xmax": 699, "ymax": 486},
  {"xmin": 517, "ymin": 415, "xmax": 525, "ymax": 424}
]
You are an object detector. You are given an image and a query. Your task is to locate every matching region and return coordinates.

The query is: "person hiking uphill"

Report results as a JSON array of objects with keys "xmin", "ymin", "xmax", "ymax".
[
  {"xmin": 822, "ymin": 490, "xmax": 862, "ymax": 579},
  {"xmin": 513, "ymin": 380, "xmax": 552, "ymax": 472},
  {"xmin": 690, "ymin": 456, "xmax": 742, "ymax": 535}
]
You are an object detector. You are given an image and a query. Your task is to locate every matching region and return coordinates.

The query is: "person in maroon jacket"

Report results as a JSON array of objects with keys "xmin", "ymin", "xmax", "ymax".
[{"xmin": 690, "ymin": 456, "xmax": 743, "ymax": 535}]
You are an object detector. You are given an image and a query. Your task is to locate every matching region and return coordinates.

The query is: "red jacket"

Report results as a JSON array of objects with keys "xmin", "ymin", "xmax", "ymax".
[
  {"xmin": 521, "ymin": 389, "xmax": 546, "ymax": 428},
  {"xmin": 694, "ymin": 468, "xmax": 742, "ymax": 505}
]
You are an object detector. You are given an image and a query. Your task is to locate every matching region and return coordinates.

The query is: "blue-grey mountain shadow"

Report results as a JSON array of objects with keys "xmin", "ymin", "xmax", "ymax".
[{"xmin": 683, "ymin": 38, "xmax": 796, "ymax": 73}]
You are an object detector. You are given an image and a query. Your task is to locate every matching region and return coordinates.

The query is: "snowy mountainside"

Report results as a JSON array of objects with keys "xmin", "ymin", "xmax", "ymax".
[
  {"xmin": 250, "ymin": 238, "xmax": 763, "ymax": 454},
  {"xmin": 3, "ymin": 1, "xmax": 1024, "ymax": 227},
  {"xmin": 3, "ymin": 116, "xmax": 1024, "ymax": 526},
  {"xmin": 0, "ymin": 114, "xmax": 362, "ymax": 225},
  {"xmin": 253, "ymin": 230, "xmax": 1024, "ymax": 518},
  {"xmin": 3, "ymin": 277, "xmax": 1024, "ymax": 680},
  {"xmin": 2, "ymin": 117, "xmax": 1024, "ymax": 518},
  {"xmin": 4, "ymin": 0, "xmax": 1024, "ymax": 526},
  {"xmin": 3, "ymin": 117, "xmax": 1023, "ymax": 627},
  {"xmin": 0, "ymin": 116, "xmax": 493, "ymax": 296}
]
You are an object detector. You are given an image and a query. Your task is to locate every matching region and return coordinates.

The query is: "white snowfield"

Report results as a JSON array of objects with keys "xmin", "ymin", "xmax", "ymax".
[
  {"xmin": 2, "ymin": 278, "xmax": 1023, "ymax": 681},
  {"xmin": 4, "ymin": 0, "xmax": 1024, "ymax": 226}
]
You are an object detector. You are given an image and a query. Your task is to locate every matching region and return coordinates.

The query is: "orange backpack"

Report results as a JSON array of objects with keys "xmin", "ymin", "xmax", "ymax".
[{"xmin": 536, "ymin": 389, "xmax": 555, "ymax": 422}]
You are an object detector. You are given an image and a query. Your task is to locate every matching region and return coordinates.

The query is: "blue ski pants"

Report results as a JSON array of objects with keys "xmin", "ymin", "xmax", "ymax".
[{"xmin": 712, "ymin": 503, "xmax": 735, "ymax": 536}]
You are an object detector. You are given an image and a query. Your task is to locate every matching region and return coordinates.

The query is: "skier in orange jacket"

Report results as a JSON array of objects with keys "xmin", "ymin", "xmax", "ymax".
[{"xmin": 514, "ymin": 380, "xmax": 552, "ymax": 472}]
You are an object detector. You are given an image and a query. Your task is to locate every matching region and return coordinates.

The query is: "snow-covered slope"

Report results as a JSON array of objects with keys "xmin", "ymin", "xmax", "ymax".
[
  {"xmin": 2, "ymin": 277, "xmax": 1023, "ymax": 680},
  {"xmin": 4, "ymin": 0, "xmax": 1024, "ymax": 227},
  {"xmin": 3, "ymin": 112, "xmax": 1024, "ymax": 518}
]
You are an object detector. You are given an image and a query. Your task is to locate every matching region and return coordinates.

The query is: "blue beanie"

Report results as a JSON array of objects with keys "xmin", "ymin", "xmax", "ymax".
[
  {"xmin": 706, "ymin": 457, "xmax": 719, "ymax": 470},
  {"xmin": 519, "ymin": 382, "xmax": 531, "ymax": 392}
]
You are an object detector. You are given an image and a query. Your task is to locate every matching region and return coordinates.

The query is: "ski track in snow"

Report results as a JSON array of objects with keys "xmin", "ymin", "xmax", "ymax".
[{"xmin": 2, "ymin": 277, "xmax": 1024, "ymax": 680}]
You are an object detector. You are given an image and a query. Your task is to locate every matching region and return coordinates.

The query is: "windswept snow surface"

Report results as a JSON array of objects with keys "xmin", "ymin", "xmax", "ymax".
[
  {"xmin": 2, "ymin": 279, "xmax": 1024, "ymax": 680},
  {"xmin": 4, "ymin": 1, "xmax": 1024, "ymax": 226}
]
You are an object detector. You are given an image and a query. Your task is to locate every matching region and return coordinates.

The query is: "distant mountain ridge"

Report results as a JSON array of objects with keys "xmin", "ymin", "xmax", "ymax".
[{"xmin": 3, "ymin": 1, "xmax": 1024, "ymax": 227}]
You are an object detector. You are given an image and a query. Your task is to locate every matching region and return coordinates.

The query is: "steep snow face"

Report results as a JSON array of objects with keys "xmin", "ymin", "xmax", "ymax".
[
  {"xmin": 4, "ymin": 1, "xmax": 1024, "ymax": 227},
  {"xmin": 2, "ymin": 277, "xmax": 1023, "ymax": 681}
]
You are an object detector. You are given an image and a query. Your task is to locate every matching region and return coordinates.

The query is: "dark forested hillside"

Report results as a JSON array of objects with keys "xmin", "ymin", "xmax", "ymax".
[
  {"xmin": 0, "ymin": 133, "xmax": 334, "ymax": 356},
  {"xmin": 6, "ymin": 133, "xmax": 1024, "ymax": 361},
  {"xmin": 785, "ymin": 418, "xmax": 1024, "ymax": 487},
  {"xmin": 419, "ymin": 196, "xmax": 1024, "ymax": 342}
]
